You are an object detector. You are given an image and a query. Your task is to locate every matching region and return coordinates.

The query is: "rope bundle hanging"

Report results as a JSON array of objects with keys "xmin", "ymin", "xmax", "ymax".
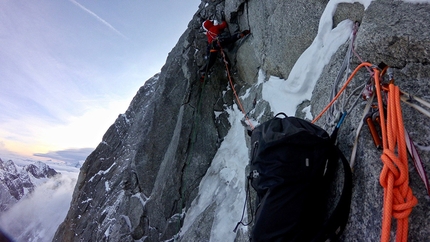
[
  {"xmin": 374, "ymin": 69, "xmax": 418, "ymax": 242},
  {"xmin": 313, "ymin": 62, "xmax": 419, "ymax": 242}
]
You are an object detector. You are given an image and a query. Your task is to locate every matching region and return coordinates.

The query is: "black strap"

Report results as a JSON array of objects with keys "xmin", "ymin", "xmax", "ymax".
[
  {"xmin": 233, "ymin": 173, "xmax": 254, "ymax": 233},
  {"xmin": 314, "ymin": 146, "xmax": 352, "ymax": 241}
]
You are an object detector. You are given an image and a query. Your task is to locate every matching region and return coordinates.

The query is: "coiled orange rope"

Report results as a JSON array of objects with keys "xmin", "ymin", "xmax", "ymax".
[
  {"xmin": 374, "ymin": 70, "xmax": 418, "ymax": 242},
  {"xmin": 313, "ymin": 63, "xmax": 418, "ymax": 241}
]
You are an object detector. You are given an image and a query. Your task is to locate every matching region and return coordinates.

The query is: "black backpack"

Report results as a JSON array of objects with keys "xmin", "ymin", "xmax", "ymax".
[{"xmin": 248, "ymin": 113, "xmax": 352, "ymax": 242}]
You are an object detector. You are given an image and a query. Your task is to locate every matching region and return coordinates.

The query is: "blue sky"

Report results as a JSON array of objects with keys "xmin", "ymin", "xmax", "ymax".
[{"xmin": 0, "ymin": 0, "xmax": 201, "ymax": 163}]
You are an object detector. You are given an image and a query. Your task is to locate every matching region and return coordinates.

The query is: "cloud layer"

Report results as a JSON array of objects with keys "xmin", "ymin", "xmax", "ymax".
[
  {"xmin": 34, "ymin": 148, "xmax": 93, "ymax": 165},
  {"xmin": 0, "ymin": 172, "xmax": 78, "ymax": 242}
]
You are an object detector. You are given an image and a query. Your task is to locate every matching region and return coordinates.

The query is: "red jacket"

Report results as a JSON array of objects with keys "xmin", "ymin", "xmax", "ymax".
[{"xmin": 202, "ymin": 20, "xmax": 227, "ymax": 43}]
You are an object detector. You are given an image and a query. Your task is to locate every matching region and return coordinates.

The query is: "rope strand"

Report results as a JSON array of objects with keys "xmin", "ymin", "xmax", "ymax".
[
  {"xmin": 218, "ymin": 39, "xmax": 255, "ymax": 130},
  {"xmin": 312, "ymin": 62, "xmax": 373, "ymax": 124}
]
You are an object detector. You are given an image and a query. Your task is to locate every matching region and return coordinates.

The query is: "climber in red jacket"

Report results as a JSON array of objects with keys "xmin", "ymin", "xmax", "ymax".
[
  {"xmin": 203, "ymin": 19, "xmax": 228, "ymax": 43},
  {"xmin": 200, "ymin": 19, "xmax": 250, "ymax": 82}
]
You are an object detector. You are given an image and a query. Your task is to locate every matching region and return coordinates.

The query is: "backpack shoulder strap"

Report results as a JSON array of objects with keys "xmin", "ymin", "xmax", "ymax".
[{"xmin": 315, "ymin": 145, "xmax": 353, "ymax": 242}]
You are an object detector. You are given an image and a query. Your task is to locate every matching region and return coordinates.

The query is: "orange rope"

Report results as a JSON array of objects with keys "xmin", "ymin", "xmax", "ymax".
[
  {"xmin": 218, "ymin": 40, "xmax": 255, "ymax": 130},
  {"xmin": 313, "ymin": 62, "xmax": 418, "ymax": 241},
  {"xmin": 312, "ymin": 62, "xmax": 373, "ymax": 124},
  {"xmin": 374, "ymin": 70, "xmax": 418, "ymax": 242}
]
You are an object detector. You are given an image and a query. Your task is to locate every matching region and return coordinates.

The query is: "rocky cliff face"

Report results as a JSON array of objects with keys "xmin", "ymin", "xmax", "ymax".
[
  {"xmin": 54, "ymin": 0, "xmax": 430, "ymax": 241},
  {"xmin": 0, "ymin": 158, "xmax": 58, "ymax": 212}
]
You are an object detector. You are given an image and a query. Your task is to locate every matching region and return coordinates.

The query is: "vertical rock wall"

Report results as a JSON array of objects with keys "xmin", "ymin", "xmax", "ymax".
[{"xmin": 54, "ymin": 5, "xmax": 224, "ymax": 240}]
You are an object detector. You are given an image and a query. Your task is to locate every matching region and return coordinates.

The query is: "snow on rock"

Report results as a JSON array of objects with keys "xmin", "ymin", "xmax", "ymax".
[
  {"xmin": 180, "ymin": 105, "xmax": 249, "ymax": 241},
  {"xmin": 0, "ymin": 158, "xmax": 58, "ymax": 204},
  {"xmin": 262, "ymin": 0, "xmax": 357, "ymax": 116},
  {"xmin": 88, "ymin": 162, "xmax": 116, "ymax": 182}
]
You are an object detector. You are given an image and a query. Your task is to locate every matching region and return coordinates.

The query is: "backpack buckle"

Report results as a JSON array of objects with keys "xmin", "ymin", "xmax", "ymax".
[{"xmin": 252, "ymin": 170, "xmax": 259, "ymax": 179}]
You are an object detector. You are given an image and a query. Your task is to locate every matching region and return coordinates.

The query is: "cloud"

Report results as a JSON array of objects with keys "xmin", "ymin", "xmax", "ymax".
[
  {"xmin": 0, "ymin": 171, "xmax": 78, "ymax": 242},
  {"xmin": 34, "ymin": 148, "xmax": 93, "ymax": 164},
  {"xmin": 69, "ymin": 0, "xmax": 127, "ymax": 39}
]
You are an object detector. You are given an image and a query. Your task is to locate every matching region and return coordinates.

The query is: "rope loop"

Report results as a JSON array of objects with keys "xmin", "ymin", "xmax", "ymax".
[
  {"xmin": 380, "ymin": 149, "xmax": 401, "ymax": 185},
  {"xmin": 392, "ymin": 189, "xmax": 417, "ymax": 220}
]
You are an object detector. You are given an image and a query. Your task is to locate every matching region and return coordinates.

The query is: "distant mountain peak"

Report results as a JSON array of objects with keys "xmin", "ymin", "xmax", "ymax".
[
  {"xmin": 0, "ymin": 158, "xmax": 59, "ymax": 211},
  {"xmin": 24, "ymin": 161, "xmax": 58, "ymax": 179}
]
